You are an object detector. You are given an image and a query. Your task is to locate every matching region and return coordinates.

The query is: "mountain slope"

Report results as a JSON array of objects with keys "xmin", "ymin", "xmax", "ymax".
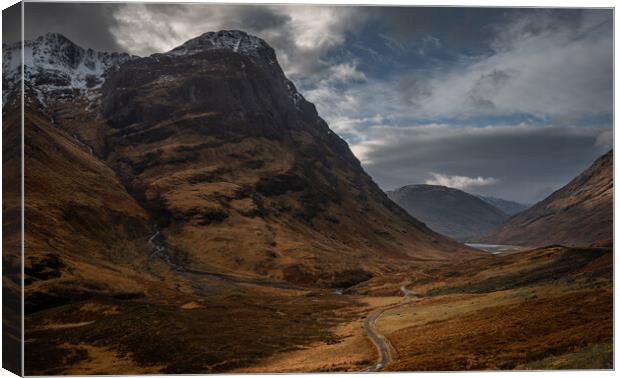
[
  {"xmin": 10, "ymin": 31, "xmax": 478, "ymax": 374},
  {"xmin": 12, "ymin": 30, "xmax": 475, "ymax": 294},
  {"xmin": 23, "ymin": 107, "xmax": 154, "ymax": 313},
  {"xmin": 477, "ymin": 195, "xmax": 528, "ymax": 215},
  {"xmin": 99, "ymin": 30, "xmax": 474, "ymax": 286},
  {"xmin": 15, "ymin": 100, "xmax": 360, "ymax": 375},
  {"xmin": 387, "ymin": 184, "xmax": 508, "ymax": 241},
  {"xmin": 480, "ymin": 151, "xmax": 613, "ymax": 247}
]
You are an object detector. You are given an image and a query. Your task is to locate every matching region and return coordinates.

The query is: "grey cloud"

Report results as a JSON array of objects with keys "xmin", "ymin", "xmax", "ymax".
[
  {"xmin": 370, "ymin": 7, "xmax": 600, "ymax": 54},
  {"xmin": 397, "ymin": 76, "xmax": 430, "ymax": 106},
  {"xmin": 2, "ymin": 2, "xmax": 21, "ymax": 44},
  {"xmin": 20, "ymin": 3, "xmax": 124, "ymax": 52},
  {"xmin": 365, "ymin": 7, "xmax": 502, "ymax": 52},
  {"xmin": 466, "ymin": 68, "xmax": 519, "ymax": 111},
  {"xmin": 108, "ymin": 4, "xmax": 364, "ymax": 78},
  {"xmin": 304, "ymin": 7, "xmax": 611, "ymax": 137},
  {"xmin": 403, "ymin": 12, "xmax": 610, "ymax": 122},
  {"xmin": 354, "ymin": 124, "xmax": 611, "ymax": 203},
  {"xmin": 489, "ymin": 8, "xmax": 602, "ymax": 51}
]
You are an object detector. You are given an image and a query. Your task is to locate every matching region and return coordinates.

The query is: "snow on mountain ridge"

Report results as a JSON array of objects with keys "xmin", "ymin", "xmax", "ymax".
[
  {"xmin": 166, "ymin": 30, "xmax": 271, "ymax": 58},
  {"xmin": 3, "ymin": 31, "xmax": 306, "ymax": 111},
  {"xmin": 162, "ymin": 30, "xmax": 306, "ymax": 109},
  {"xmin": 3, "ymin": 32, "xmax": 135, "ymax": 108}
]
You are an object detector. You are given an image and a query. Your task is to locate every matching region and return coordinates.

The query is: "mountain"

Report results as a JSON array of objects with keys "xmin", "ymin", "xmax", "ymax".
[
  {"xmin": 476, "ymin": 195, "xmax": 528, "ymax": 215},
  {"xmin": 8, "ymin": 30, "xmax": 475, "ymax": 310},
  {"xmin": 479, "ymin": 151, "xmax": 613, "ymax": 247},
  {"xmin": 100, "ymin": 30, "xmax": 476, "ymax": 282},
  {"xmin": 9, "ymin": 31, "xmax": 479, "ymax": 373},
  {"xmin": 387, "ymin": 184, "xmax": 508, "ymax": 241},
  {"xmin": 5, "ymin": 29, "xmax": 610, "ymax": 374},
  {"xmin": 3, "ymin": 33, "xmax": 136, "ymax": 109}
]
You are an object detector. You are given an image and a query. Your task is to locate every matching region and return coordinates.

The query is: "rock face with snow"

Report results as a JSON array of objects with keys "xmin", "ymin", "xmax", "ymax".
[
  {"xmin": 102, "ymin": 30, "xmax": 312, "ymax": 127},
  {"xmin": 2, "ymin": 32, "xmax": 135, "ymax": 107},
  {"xmin": 167, "ymin": 30, "xmax": 273, "ymax": 58},
  {"xmin": 164, "ymin": 30, "xmax": 305, "ymax": 107}
]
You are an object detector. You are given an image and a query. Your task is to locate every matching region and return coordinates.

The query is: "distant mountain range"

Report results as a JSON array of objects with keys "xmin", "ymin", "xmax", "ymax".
[
  {"xmin": 479, "ymin": 150, "xmax": 613, "ymax": 247},
  {"xmin": 386, "ymin": 184, "xmax": 510, "ymax": 241},
  {"xmin": 476, "ymin": 195, "xmax": 528, "ymax": 215}
]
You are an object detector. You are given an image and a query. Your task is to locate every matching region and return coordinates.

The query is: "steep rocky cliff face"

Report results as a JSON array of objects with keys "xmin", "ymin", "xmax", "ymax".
[
  {"xmin": 480, "ymin": 150, "xmax": 613, "ymax": 247},
  {"xmin": 99, "ymin": 30, "xmax": 471, "ymax": 285}
]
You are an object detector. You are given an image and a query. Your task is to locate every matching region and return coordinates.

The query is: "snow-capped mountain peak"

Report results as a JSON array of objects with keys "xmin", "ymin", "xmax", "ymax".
[
  {"xmin": 166, "ymin": 30, "xmax": 272, "ymax": 58},
  {"xmin": 3, "ymin": 32, "xmax": 136, "ymax": 108},
  {"xmin": 2, "ymin": 30, "xmax": 305, "ymax": 111},
  {"xmin": 162, "ymin": 30, "xmax": 304, "ymax": 108}
]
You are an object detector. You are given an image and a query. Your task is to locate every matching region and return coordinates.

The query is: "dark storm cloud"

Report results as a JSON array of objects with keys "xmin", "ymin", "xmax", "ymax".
[
  {"xmin": 356, "ymin": 124, "xmax": 611, "ymax": 203},
  {"xmin": 2, "ymin": 2, "xmax": 21, "ymax": 44},
  {"xmin": 367, "ymin": 7, "xmax": 592, "ymax": 54},
  {"xmin": 139, "ymin": 3, "xmax": 291, "ymax": 33},
  {"xmin": 3, "ymin": 2, "xmax": 125, "ymax": 52},
  {"xmin": 365, "ymin": 7, "xmax": 503, "ymax": 53}
]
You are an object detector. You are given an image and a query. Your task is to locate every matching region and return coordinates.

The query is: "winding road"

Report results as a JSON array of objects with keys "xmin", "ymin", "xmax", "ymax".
[
  {"xmin": 362, "ymin": 283, "xmax": 419, "ymax": 372},
  {"xmin": 363, "ymin": 308, "xmax": 392, "ymax": 371}
]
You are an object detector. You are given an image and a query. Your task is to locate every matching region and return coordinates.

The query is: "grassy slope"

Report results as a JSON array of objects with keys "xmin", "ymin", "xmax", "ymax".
[
  {"xmin": 480, "ymin": 151, "xmax": 612, "ymax": 247},
  {"xmin": 20, "ymin": 107, "xmax": 368, "ymax": 375},
  {"xmin": 377, "ymin": 246, "xmax": 613, "ymax": 371},
  {"xmin": 2, "ymin": 106, "xmax": 23, "ymax": 375}
]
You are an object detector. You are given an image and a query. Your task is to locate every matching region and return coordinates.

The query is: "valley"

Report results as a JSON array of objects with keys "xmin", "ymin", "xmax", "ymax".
[
  {"xmin": 231, "ymin": 244, "xmax": 612, "ymax": 372},
  {"xmin": 2, "ymin": 29, "xmax": 613, "ymax": 374},
  {"xmin": 22, "ymin": 240, "xmax": 613, "ymax": 374}
]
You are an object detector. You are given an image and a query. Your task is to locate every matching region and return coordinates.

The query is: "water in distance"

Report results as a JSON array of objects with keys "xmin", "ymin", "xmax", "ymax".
[{"xmin": 465, "ymin": 243, "xmax": 525, "ymax": 255}]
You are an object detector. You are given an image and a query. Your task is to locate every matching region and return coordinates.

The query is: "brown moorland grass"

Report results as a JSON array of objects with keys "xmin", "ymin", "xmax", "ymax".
[
  {"xmin": 516, "ymin": 342, "xmax": 613, "ymax": 370},
  {"xmin": 387, "ymin": 289, "xmax": 612, "ymax": 371},
  {"xmin": 236, "ymin": 317, "xmax": 377, "ymax": 372},
  {"xmin": 25, "ymin": 284, "xmax": 357, "ymax": 375}
]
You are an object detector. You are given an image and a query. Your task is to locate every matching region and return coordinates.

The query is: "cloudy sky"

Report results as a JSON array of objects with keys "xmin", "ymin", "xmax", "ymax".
[{"xmin": 6, "ymin": 3, "xmax": 613, "ymax": 203}]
